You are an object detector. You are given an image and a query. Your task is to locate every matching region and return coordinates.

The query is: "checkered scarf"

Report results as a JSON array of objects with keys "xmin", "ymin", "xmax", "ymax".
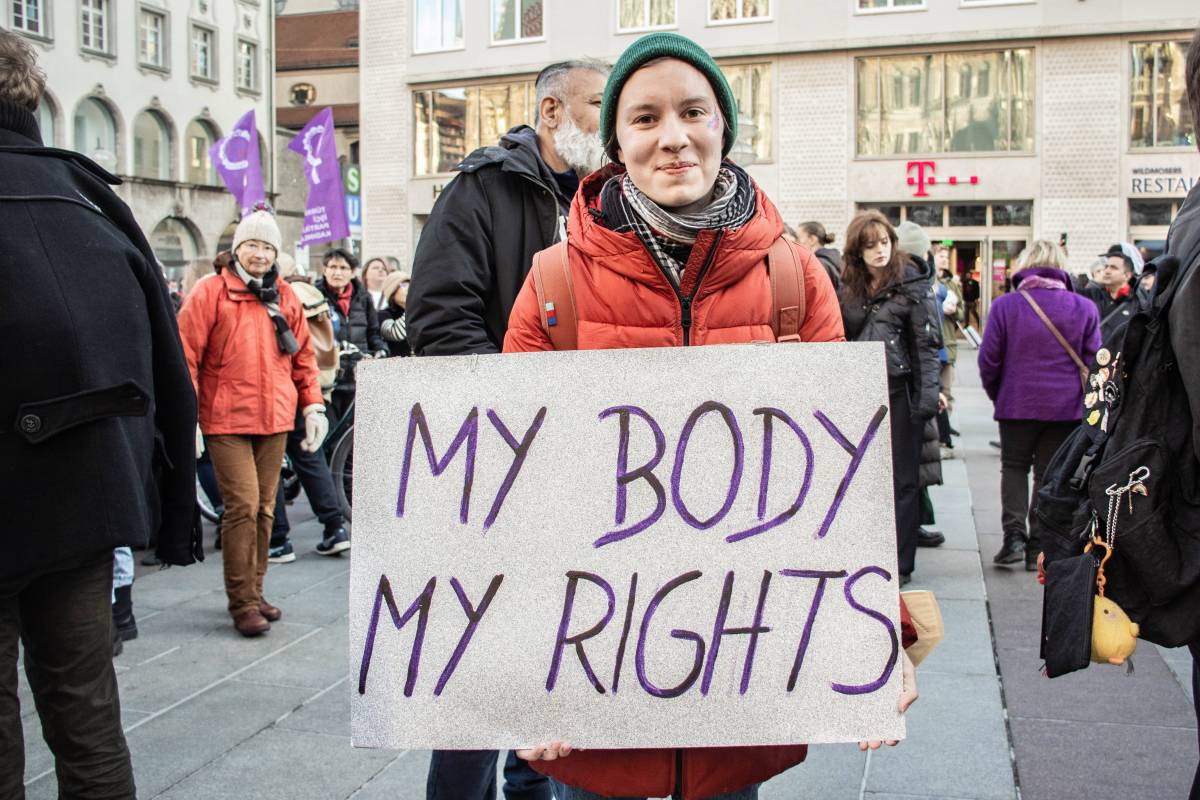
[{"xmin": 599, "ymin": 164, "xmax": 756, "ymax": 288}]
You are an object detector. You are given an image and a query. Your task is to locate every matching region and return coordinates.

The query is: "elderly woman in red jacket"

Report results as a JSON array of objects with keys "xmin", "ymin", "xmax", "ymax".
[{"xmin": 504, "ymin": 32, "xmax": 919, "ymax": 800}]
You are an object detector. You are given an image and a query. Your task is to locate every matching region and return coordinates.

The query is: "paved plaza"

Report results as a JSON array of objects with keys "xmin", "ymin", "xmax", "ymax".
[{"xmin": 18, "ymin": 358, "xmax": 1197, "ymax": 799}]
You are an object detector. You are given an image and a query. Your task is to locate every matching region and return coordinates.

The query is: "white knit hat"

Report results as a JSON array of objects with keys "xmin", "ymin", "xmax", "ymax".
[{"xmin": 232, "ymin": 207, "xmax": 282, "ymax": 254}]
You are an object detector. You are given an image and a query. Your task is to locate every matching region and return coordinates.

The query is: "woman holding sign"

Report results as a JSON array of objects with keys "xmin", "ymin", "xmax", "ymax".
[{"xmin": 504, "ymin": 32, "xmax": 919, "ymax": 800}]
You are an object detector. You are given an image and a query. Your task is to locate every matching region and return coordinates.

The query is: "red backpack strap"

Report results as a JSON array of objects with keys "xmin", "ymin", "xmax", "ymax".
[
  {"xmin": 530, "ymin": 240, "xmax": 578, "ymax": 351},
  {"xmin": 767, "ymin": 236, "xmax": 805, "ymax": 342}
]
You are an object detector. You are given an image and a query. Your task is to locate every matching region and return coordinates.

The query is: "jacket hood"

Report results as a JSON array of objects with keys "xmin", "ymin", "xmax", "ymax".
[
  {"xmin": 566, "ymin": 162, "xmax": 784, "ymax": 294},
  {"xmin": 456, "ymin": 124, "xmax": 555, "ymax": 185},
  {"xmin": 866, "ymin": 255, "xmax": 933, "ymax": 303},
  {"xmin": 1011, "ymin": 266, "xmax": 1074, "ymax": 290}
]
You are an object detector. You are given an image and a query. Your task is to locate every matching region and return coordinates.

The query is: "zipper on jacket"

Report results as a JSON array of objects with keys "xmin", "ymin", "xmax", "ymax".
[{"xmin": 677, "ymin": 230, "xmax": 724, "ymax": 347}]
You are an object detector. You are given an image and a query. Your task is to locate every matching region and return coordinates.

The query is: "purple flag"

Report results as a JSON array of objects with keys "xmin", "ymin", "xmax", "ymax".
[
  {"xmin": 209, "ymin": 109, "xmax": 265, "ymax": 217},
  {"xmin": 288, "ymin": 107, "xmax": 349, "ymax": 246}
]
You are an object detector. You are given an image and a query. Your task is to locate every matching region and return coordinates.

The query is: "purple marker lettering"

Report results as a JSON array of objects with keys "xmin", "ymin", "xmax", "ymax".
[
  {"xmin": 812, "ymin": 405, "xmax": 888, "ymax": 539},
  {"xmin": 671, "ymin": 401, "xmax": 744, "ymax": 530},
  {"xmin": 596, "ymin": 405, "xmax": 667, "ymax": 547},
  {"xmin": 700, "ymin": 570, "xmax": 773, "ymax": 695},
  {"xmin": 780, "ymin": 569, "xmax": 847, "ymax": 691},
  {"xmin": 433, "ymin": 575, "xmax": 504, "ymax": 695},
  {"xmin": 357, "ymin": 574, "xmax": 436, "ymax": 697},
  {"xmin": 726, "ymin": 407, "xmax": 814, "ymax": 543},
  {"xmin": 635, "ymin": 570, "xmax": 705, "ymax": 699},
  {"xmin": 483, "ymin": 407, "xmax": 547, "ymax": 529},
  {"xmin": 831, "ymin": 566, "xmax": 898, "ymax": 696},
  {"xmin": 396, "ymin": 403, "xmax": 478, "ymax": 524},
  {"xmin": 546, "ymin": 571, "xmax": 616, "ymax": 694},
  {"xmin": 611, "ymin": 572, "xmax": 639, "ymax": 693}
]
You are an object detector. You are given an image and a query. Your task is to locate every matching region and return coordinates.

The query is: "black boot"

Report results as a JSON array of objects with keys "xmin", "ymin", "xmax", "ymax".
[
  {"xmin": 112, "ymin": 585, "xmax": 138, "ymax": 641},
  {"xmin": 993, "ymin": 531, "xmax": 1026, "ymax": 565}
]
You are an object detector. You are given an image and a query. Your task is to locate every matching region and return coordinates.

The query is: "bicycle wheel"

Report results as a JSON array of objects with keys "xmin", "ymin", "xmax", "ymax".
[
  {"xmin": 197, "ymin": 475, "xmax": 220, "ymax": 523},
  {"xmin": 330, "ymin": 425, "xmax": 354, "ymax": 523}
]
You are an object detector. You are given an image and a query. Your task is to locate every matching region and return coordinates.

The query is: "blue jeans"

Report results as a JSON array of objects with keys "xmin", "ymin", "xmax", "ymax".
[
  {"xmin": 271, "ymin": 409, "xmax": 344, "ymax": 545},
  {"xmin": 550, "ymin": 778, "xmax": 760, "ymax": 800},
  {"xmin": 426, "ymin": 749, "xmax": 551, "ymax": 800}
]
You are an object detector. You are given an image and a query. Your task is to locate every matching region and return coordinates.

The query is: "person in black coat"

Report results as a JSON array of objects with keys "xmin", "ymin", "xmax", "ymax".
[
  {"xmin": 316, "ymin": 248, "xmax": 386, "ymax": 420},
  {"xmin": 405, "ymin": 58, "xmax": 610, "ymax": 800},
  {"xmin": 838, "ymin": 211, "xmax": 942, "ymax": 585},
  {"xmin": 0, "ymin": 31, "xmax": 199, "ymax": 798},
  {"xmin": 1082, "ymin": 244, "xmax": 1139, "ymax": 342}
]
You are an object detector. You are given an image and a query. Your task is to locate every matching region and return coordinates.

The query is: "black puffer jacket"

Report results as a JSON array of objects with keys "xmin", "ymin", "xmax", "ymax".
[
  {"xmin": 839, "ymin": 258, "xmax": 942, "ymax": 420},
  {"xmin": 406, "ymin": 125, "xmax": 570, "ymax": 356},
  {"xmin": 317, "ymin": 277, "xmax": 386, "ymax": 355},
  {"xmin": 814, "ymin": 247, "xmax": 843, "ymax": 290}
]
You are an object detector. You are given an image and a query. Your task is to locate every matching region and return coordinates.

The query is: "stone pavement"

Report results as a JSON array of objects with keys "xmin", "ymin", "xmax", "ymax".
[{"xmin": 17, "ymin": 358, "xmax": 1197, "ymax": 799}]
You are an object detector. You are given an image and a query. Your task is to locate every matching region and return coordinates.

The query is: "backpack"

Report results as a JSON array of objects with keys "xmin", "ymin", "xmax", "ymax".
[
  {"xmin": 288, "ymin": 280, "xmax": 339, "ymax": 393},
  {"xmin": 1037, "ymin": 254, "xmax": 1200, "ymax": 649},
  {"xmin": 529, "ymin": 237, "xmax": 807, "ymax": 349}
]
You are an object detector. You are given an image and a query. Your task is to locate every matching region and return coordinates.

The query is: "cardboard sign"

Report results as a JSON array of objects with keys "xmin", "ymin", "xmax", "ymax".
[{"xmin": 350, "ymin": 343, "xmax": 903, "ymax": 750}]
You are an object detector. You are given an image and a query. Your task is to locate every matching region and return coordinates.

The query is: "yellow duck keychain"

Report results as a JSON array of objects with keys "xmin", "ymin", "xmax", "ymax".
[{"xmin": 1085, "ymin": 536, "xmax": 1139, "ymax": 667}]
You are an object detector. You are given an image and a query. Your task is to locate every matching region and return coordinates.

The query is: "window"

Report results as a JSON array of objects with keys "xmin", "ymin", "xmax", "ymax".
[
  {"xmin": 12, "ymin": 0, "xmax": 45, "ymax": 36},
  {"xmin": 191, "ymin": 25, "xmax": 215, "ymax": 80},
  {"xmin": 133, "ymin": 110, "xmax": 171, "ymax": 180},
  {"xmin": 185, "ymin": 118, "xmax": 218, "ymax": 184},
  {"xmin": 415, "ymin": 0, "xmax": 463, "ymax": 52},
  {"xmin": 859, "ymin": 202, "xmax": 1035, "ymax": 229},
  {"xmin": 73, "ymin": 97, "xmax": 118, "ymax": 171},
  {"xmin": 492, "ymin": 0, "xmax": 542, "ymax": 43},
  {"xmin": 139, "ymin": 8, "xmax": 166, "ymax": 69},
  {"xmin": 617, "ymin": 0, "xmax": 675, "ymax": 31},
  {"xmin": 1129, "ymin": 199, "xmax": 1179, "ymax": 227},
  {"xmin": 856, "ymin": 48, "xmax": 1034, "ymax": 156},
  {"xmin": 80, "ymin": 0, "xmax": 111, "ymax": 54},
  {"xmin": 413, "ymin": 80, "xmax": 535, "ymax": 175},
  {"xmin": 992, "ymin": 202, "xmax": 1031, "ymax": 226},
  {"xmin": 720, "ymin": 63, "xmax": 773, "ymax": 162},
  {"xmin": 1131, "ymin": 41, "xmax": 1196, "ymax": 149},
  {"xmin": 237, "ymin": 39, "xmax": 259, "ymax": 91},
  {"xmin": 709, "ymin": 0, "xmax": 769, "ymax": 22},
  {"xmin": 857, "ymin": 0, "xmax": 923, "ymax": 10},
  {"xmin": 290, "ymin": 83, "xmax": 317, "ymax": 106},
  {"xmin": 150, "ymin": 218, "xmax": 200, "ymax": 283},
  {"xmin": 948, "ymin": 204, "xmax": 987, "ymax": 226},
  {"xmin": 907, "ymin": 203, "xmax": 945, "ymax": 227}
]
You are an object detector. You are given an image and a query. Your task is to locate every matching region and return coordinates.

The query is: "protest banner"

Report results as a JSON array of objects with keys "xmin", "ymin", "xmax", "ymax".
[
  {"xmin": 209, "ymin": 109, "xmax": 264, "ymax": 217},
  {"xmin": 350, "ymin": 343, "xmax": 903, "ymax": 750},
  {"xmin": 288, "ymin": 107, "xmax": 350, "ymax": 246}
]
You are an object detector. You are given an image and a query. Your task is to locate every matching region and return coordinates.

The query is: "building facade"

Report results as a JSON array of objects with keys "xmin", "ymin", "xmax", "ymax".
[
  {"xmin": 4, "ymin": 0, "xmax": 276, "ymax": 284},
  {"xmin": 361, "ymin": 0, "xmax": 1199, "ymax": 316}
]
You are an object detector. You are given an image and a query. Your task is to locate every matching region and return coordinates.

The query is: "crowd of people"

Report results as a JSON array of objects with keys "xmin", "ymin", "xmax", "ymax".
[{"xmin": 4, "ymin": 20, "xmax": 1200, "ymax": 800}]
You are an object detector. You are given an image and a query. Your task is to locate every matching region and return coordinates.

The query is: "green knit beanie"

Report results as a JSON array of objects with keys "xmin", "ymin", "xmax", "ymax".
[{"xmin": 600, "ymin": 32, "xmax": 738, "ymax": 164}]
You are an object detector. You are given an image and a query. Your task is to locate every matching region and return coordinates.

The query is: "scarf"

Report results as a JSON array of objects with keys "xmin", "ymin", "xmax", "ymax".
[
  {"xmin": 1018, "ymin": 275, "xmax": 1066, "ymax": 292},
  {"xmin": 336, "ymin": 283, "xmax": 353, "ymax": 319},
  {"xmin": 232, "ymin": 260, "xmax": 300, "ymax": 355},
  {"xmin": 600, "ymin": 163, "xmax": 757, "ymax": 288}
]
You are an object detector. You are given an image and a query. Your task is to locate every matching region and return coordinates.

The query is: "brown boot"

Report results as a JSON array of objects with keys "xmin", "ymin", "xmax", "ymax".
[
  {"xmin": 258, "ymin": 600, "xmax": 282, "ymax": 622},
  {"xmin": 234, "ymin": 608, "xmax": 271, "ymax": 637}
]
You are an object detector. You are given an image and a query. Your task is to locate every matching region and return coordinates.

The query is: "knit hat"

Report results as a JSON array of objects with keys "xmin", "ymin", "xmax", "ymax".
[
  {"xmin": 600, "ymin": 32, "xmax": 738, "ymax": 163},
  {"xmin": 232, "ymin": 204, "xmax": 282, "ymax": 254},
  {"xmin": 896, "ymin": 220, "xmax": 931, "ymax": 260}
]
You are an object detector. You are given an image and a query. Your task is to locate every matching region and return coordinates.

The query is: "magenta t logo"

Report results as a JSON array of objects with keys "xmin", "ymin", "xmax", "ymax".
[{"xmin": 906, "ymin": 161, "xmax": 936, "ymax": 198}]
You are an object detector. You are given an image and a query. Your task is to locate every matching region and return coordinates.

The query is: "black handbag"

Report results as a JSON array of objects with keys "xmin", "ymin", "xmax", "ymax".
[{"xmin": 1040, "ymin": 552, "xmax": 1099, "ymax": 678}]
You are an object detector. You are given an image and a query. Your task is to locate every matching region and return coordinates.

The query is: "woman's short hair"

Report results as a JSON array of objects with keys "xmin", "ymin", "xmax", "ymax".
[
  {"xmin": 323, "ymin": 247, "xmax": 359, "ymax": 270},
  {"xmin": 842, "ymin": 210, "xmax": 903, "ymax": 302},
  {"xmin": 799, "ymin": 221, "xmax": 835, "ymax": 247},
  {"xmin": 0, "ymin": 30, "xmax": 46, "ymax": 111},
  {"xmin": 1017, "ymin": 239, "xmax": 1067, "ymax": 272}
]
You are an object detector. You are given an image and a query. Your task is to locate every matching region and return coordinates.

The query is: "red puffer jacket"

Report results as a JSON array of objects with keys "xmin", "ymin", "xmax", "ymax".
[
  {"xmin": 504, "ymin": 166, "xmax": 916, "ymax": 798},
  {"xmin": 178, "ymin": 269, "xmax": 323, "ymax": 435}
]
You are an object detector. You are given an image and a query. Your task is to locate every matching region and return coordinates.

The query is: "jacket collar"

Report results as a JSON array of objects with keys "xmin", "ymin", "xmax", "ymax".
[
  {"xmin": 456, "ymin": 124, "xmax": 567, "ymax": 206},
  {"xmin": 219, "ymin": 267, "xmax": 257, "ymax": 300},
  {"xmin": 1012, "ymin": 266, "xmax": 1073, "ymax": 291},
  {"xmin": 0, "ymin": 99, "xmax": 41, "ymax": 144}
]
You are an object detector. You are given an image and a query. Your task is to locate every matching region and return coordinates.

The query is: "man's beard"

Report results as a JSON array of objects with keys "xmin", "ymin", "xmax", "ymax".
[{"xmin": 554, "ymin": 116, "xmax": 605, "ymax": 175}]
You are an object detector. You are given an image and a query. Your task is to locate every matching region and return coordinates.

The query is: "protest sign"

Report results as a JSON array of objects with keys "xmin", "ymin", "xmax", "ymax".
[
  {"xmin": 209, "ymin": 109, "xmax": 264, "ymax": 217},
  {"xmin": 288, "ymin": 107, "xmax": 349, "ymax": 246},
  {"xmin": 350, "ymin": 343, "xmax": 904, "ymax": 750}
]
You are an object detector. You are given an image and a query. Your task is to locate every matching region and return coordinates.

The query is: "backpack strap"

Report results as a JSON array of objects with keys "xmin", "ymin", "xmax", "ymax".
[
  {"xmin": 1019, "ymin": 289, "xmax": 1089, "ymax": 387},
  {"xmin": 531, "ymin": 240, "xmax": 578, "ymax": 351},
  {"xmin": 767, "ymin": 237, "xmax": 806, "ymax": 342}
]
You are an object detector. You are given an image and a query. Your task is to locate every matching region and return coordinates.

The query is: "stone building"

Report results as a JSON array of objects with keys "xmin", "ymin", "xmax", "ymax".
[
  {"xmin": 4, "ymin": 0, "xmax": 276, "ymax": 285},
  {"xmin": 360, "ymin": 0, "xmax": 1199, "ymax": 318}
]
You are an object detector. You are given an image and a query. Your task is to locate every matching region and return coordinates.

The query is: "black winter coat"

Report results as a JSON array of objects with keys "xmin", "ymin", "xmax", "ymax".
[
  {"xmin": 377, "ymin": 303, "xmax": 411, "ymax": 357},
  {"xmin": 813, "ymin": 247, "xmax": 843, "ymax": 290},
  {"xmin": 839, "ymin": 258, "xmax": 942, "ymax": 420},
  {"xmin": 1080, "ymin": 282, "xmax": 1136, "ymax": 343},
  {"xmin": 317, "ymin": 277, "xmax": 385, "ymax": 355},
  {"xmin": 0, "ymin": 100, "xmax": 199, "ymax": 581},
  {"xmin": 407, "ymin": 125, "xmax": 570, "ymax": 356},
  {"xmin": 1168, "ymin": 181, "xmax": 1200, "ymax": 464}
]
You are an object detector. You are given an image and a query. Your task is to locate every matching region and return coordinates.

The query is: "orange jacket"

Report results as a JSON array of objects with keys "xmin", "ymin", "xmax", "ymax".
[
  {"xmin": 503, "ymin": 167, "xmax": 870, "ymax": 799},
  {"xmin": 503, "ymin": 166, "xmax": 845, "ymax": 352},
  {"xmin": 178, "ymin": 269, "xmax": 323, "ymax": 435}
]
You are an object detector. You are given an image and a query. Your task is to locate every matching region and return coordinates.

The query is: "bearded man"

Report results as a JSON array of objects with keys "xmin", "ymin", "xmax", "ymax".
[{"xmin": 407, "ymin": 59, "xmax": 609, "ymax": 358}]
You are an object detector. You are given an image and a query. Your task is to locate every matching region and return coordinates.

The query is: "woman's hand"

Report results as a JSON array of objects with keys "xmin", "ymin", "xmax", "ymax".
[
  {"xmin": 858, "ymin": 650, "xmax": 918, "ymax": 751},
  {"xmin": 516, "ymin": 741, "xmax": 574, "ymax": 762}
]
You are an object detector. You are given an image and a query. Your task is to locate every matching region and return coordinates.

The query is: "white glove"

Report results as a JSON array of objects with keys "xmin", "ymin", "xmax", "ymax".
[
  {"xmin": 300, "ymin": 405, "xmax": 328, "ymax": 452},
  {"xmin": 942, "ymin": 293, "xmax": 959, "ymax": 315},
  {"xmin": 195, "ymin": 424, "xmax": 204, "ymax": 459}
]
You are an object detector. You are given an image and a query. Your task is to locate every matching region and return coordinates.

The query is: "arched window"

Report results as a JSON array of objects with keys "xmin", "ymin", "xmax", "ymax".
[
  {"xmin": 134, "ymin": 110, "xmax": 172, "ymax": 180},
  {"xmin": 73, "ymin": 97, "xmax": 118, "ymax": 171},
  {"xmin": 150, "ymin": 217, "xmax": 202, "ymax": 282},
  {"xmin": 959, "ymin": 64, "xmax": 973, "ymax": 99},
  {"xmin": 186, "ymin": 118, "xmax": 219, "ymax": 185}
]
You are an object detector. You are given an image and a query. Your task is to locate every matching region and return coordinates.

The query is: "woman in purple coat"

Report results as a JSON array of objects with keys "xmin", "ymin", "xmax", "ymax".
[{"xmin": 978, "ymin": 240, "xmax": 1101, "ymax": 570}]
